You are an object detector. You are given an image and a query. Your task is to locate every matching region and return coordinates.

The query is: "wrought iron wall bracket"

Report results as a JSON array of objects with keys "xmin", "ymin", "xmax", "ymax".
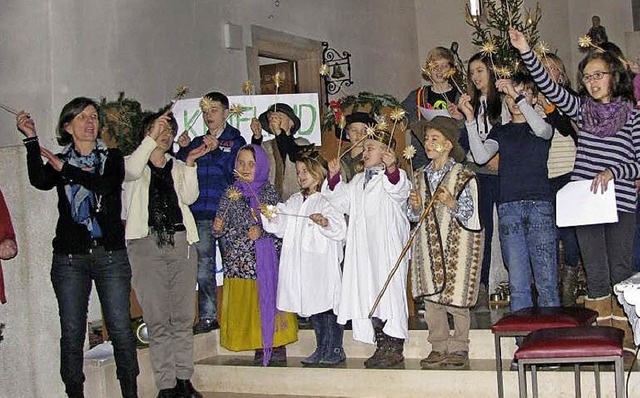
[{"xmin": 322, "ymin": 41, "xmax": 353, "ymax": 106}]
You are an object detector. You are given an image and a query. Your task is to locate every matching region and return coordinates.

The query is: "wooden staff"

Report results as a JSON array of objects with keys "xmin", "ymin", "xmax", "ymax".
[
  {"xmin": 368, "ymin": 191, "xmax": 439, "ymax": 318},
  {"xmin": 0, "ymin": 102, "xmax": 19, "ymax": 115}
]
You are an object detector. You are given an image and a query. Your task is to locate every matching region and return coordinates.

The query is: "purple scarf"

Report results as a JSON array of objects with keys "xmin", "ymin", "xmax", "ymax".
[
  {"xmin": 581, "ymin": 97, "xmax": 633, "ymax": 137},
  {"xmin": 234, "ymin": 144, "xmax": 282, "ymax": 366}
]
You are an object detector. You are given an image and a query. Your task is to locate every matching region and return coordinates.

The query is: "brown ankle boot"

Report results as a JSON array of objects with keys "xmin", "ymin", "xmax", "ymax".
[
  {"xmin": 364, "ymin": 329, "xmax": 386, "ymax": 368},
  {"xmin": 366, "ymin": 335, "xmax": 405, "ymax": 369},
  {"xmin": 584, "ymin": 295, "xmax": 612, "ymax": 326}
]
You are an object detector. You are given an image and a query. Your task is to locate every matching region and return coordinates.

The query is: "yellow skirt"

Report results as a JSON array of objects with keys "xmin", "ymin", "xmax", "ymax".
[{"xmin": 220, "ymin": 277, "xmax": 298, "ymax": 351}]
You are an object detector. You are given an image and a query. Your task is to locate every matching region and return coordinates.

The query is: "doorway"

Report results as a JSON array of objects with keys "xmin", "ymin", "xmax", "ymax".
[{"xmin": 259, "ymin": 57, "xmax": 298, "ymax": 95}]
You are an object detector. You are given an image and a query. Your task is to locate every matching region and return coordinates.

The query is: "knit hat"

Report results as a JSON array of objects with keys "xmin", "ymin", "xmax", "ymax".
[
  {"xmin": 258, "ymin": 103, "xmax": 301, "ymax": 135},
  {"xmin": 411, "ymin": 116, "xmax": 465, "ymax": 162}
]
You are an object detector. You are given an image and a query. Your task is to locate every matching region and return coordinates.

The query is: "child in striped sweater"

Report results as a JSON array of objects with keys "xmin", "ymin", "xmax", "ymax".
[{"xmin": 510, "ymin": 28, "xmax": 639, "ymax": 352}]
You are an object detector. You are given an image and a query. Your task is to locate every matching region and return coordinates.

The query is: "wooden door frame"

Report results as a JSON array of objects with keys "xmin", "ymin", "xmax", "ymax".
[{"xmin": 246, "ymin": 25, "xmax": 325, "ymax": 106}]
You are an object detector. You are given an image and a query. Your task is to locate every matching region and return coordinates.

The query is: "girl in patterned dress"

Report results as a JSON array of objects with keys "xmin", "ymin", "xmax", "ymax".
[{"xmin": 213, "ymin": 144, "xmax": 298, "ymax": 366}]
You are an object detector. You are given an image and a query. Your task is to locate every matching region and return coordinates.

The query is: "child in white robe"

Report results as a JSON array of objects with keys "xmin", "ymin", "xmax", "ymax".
[
  {"xmin": 262, "ymin": 154, "xmax": 347, "ymax": 366},
  {"xmin": 323, "ymin": 130, "xmax": 411, "ymax": 368}
]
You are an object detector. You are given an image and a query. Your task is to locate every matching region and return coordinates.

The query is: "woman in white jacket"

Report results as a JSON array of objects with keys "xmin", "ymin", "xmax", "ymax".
[
  {"xmin": 262, "ymin": 154, "xmax": 347, "ymax": 366},
  {"xmin": 123, "ymin": 111, "xmax": 211, "ymax": 398}
]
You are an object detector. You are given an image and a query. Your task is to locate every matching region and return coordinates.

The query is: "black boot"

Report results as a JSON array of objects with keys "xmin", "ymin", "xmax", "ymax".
[
  {"xmin": 175, "ymin": 379, "xmax": 202, "ymax": 398},
  {"xmin": 364, "ymin": 318, "xmax": 386, "ymax": 368},
  {"xmin": 301, "ymin": 313, "xmax": 326, "ymax": 365},
  {"xmin": 119, "ymin": 375, "xmax": 138, "ymax": 398},
  {"xmin": 157, "ymin": 388, "xmax": 177, "ymax": 398},
  {"xmin": 269, "ymin": 346, "xmax": 287, "ymax": 365},
  {"xmin": 319, "ymin": 311, "xmax": 345, "ymax": 366}
]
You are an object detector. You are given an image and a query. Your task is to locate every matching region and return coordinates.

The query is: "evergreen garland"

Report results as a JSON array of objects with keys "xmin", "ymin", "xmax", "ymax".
[
  {"xmin": 322, "ymin": 91, "xmax": 402, "ymax": 133},
  {"xmin": 99, "ymin": 92, "xmax": 151, "ymax": 155}
]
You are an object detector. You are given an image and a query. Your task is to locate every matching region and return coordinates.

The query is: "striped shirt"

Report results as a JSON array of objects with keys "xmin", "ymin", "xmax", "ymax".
[{"xmin": 522, "ymin": 51, "xmax": 640, "ymax": 213}]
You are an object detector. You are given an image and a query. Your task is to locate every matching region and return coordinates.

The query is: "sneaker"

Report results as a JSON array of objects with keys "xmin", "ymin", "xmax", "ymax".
[
  {"xmin": 442, "ymin": 351, "xmax": 469, "ymax": 369},
  {"xmin": 510, "ymin": 359, "xmax": 518, "ymax": 371},
  {"xmin": 192, "ymin": 319, "xmax": 219, "ymax": 335},
  {"xmin": 420, "ymin": 350, "xmax": 447, "ymax": 369}
]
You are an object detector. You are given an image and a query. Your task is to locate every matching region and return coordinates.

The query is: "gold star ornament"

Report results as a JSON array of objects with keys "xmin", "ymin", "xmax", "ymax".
[
  {"xmin": 227, "ymin": 187, "xmax": 243, "ymax": 201},
  {"xmin": 242, "ymin": 80, "xmax": 255, "ymax": 95},
  {"xmin": 389, "ymin": 108, "xmax": 406, "ymax": 122},
  {"xmin": 173, "ymin": 85, "xmax": 190, "ymax": 100},
  {"xmin": 229, "ymin": 103, "xmax": 244, "ymax": 117},
  {"xmin": 200, "ymin": 97, "xmax": 215, "ymax": 113},
  {"xmin": 402, "ymin": 145, "xmax": 417, "ymax": 160}
]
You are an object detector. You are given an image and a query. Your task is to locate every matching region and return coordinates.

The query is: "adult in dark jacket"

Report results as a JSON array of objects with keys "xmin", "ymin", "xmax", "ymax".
[
  {"xmin": 176, "ymin": 91, "xmax": 246, "ymax": 334},
  {"xmin": 16, "ymin": 97, "xmax": 138, "ymax": 398}
]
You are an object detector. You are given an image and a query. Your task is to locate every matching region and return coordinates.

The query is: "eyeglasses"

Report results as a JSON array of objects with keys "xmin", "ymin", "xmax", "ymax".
[{"xmin": 581, "ymin": 71, "xmax": 611, "ymax": 83}]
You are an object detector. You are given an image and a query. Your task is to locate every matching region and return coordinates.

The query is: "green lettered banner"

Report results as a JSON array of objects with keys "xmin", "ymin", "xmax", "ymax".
[{"xmin": 173, "ymin": 93, "xmax": 321, "ymax": 145}]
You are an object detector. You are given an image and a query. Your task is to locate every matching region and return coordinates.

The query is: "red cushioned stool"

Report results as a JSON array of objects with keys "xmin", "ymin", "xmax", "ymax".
[
  {"xmin": 514, "ymin": 326, "xmax": 624, "ymax": 398},
  {"xmin": 491, "ymin": 307, "xmax": 598, "ymax": 398}
]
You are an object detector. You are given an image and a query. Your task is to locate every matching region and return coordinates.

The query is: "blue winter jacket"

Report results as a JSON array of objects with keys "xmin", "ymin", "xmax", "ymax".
[{"xmin": 176, "ymin": 123, "xmax": 246, "ymax": 220}]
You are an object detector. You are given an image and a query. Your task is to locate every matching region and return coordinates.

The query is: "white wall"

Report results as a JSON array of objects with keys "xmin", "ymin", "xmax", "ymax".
[
  {"xmin": 0, "ymin": 1, "xmax": 418, "ymax": 396},
  {"xmin": 0, "ymin": 1, "xmax": 636, "ymax": 396},
  {"xmin": 567, "ymin": 0, "xmax": 634, "ymax": 79}
]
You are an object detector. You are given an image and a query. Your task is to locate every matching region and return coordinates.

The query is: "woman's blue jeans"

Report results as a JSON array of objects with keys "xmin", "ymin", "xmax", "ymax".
[{"xmin": 51, "ymin": 248, "xmax": 138, "ymax": 396}]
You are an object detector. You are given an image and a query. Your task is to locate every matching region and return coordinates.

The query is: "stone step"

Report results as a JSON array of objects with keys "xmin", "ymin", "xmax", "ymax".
[
  {"xmin": 213, "ymin": 328, "xmax": 518, "ymax": 360},
  {"xmin": 193, "ymin": 355, "xmax": 634, "ymax": 398}
]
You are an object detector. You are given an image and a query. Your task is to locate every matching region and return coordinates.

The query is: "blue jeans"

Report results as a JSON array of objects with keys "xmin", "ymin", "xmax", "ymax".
[
  {"xmin": 498, "ymin": 201, "xmax": 560, "ymax": 313},
  {"xmin": 195, "ymin": 219, "xmax": 225, "ymax": 320},
  {"xmin": 51, "ymin": 248, "xmax": 138, "ymax": 397}
]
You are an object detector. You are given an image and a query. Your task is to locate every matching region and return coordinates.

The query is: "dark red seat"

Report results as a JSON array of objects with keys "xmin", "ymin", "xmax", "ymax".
[
  {"xmin": 492, "ymin": 307, "xmax": 598, "ymax": 333},
  {"xmin": 491, "ymin": 307, "xmax": 598, "ymax": 398},
  {"xmin": 515, "ymin": 326, "xmax": 624, "ymax": 360},
  {"xmin": 514, "ymin": 326, "xmax": 624, "ymax": 398}
]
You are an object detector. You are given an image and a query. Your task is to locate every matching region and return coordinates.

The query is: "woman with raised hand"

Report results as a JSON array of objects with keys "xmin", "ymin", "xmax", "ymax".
[
  {"xmin": 16, "ymin": 98, "xmax": 138, "ymax": 398},
  {"xmin": 123, "ymin": 111, "xmax": 211, "ymax": 398}
]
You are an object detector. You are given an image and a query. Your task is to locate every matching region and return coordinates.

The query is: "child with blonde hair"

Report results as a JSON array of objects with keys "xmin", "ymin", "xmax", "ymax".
[{"xmin": 262, "ymin": 153, "xmax": 347, "ymax": 366}]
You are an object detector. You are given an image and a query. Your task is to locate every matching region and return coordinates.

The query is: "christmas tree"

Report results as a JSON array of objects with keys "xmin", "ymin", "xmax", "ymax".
[{"xmin": 466, "ymin": 0, "xmax": 542, "ymax": 72}]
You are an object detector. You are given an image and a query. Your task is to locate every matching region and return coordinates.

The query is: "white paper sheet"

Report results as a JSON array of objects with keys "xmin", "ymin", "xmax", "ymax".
[
  {"xmin": 556, "ymin": 180, "xmax": 618, "ymax": 227},
  {"xmin": 419, "ymin": 106, "xmax": 451, "ymax": 121}
]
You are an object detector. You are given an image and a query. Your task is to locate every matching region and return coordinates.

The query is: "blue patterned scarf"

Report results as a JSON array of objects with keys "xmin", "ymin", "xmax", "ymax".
[{"xmin": 61, "ymin": 139, "xmax": 108, "ymax": 238}]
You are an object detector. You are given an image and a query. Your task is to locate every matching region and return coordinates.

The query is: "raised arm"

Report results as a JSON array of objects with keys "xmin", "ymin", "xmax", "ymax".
[
  {"xmin": 458, "ymin": 94, "xmax": 499, "ymax": 164},
  {"xmin": 509, "ymin": 28, "xmax": 581, "ymax": 120}
]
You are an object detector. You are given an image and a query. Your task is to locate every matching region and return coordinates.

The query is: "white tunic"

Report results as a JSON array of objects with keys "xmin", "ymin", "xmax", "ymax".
[
  {"xmin": 322, "ymin": 169, "xmax": 411, "ymax": 344},
  {"xmin": 262, "ymin": 192, "xmax": 346, "ymax": 318}
]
